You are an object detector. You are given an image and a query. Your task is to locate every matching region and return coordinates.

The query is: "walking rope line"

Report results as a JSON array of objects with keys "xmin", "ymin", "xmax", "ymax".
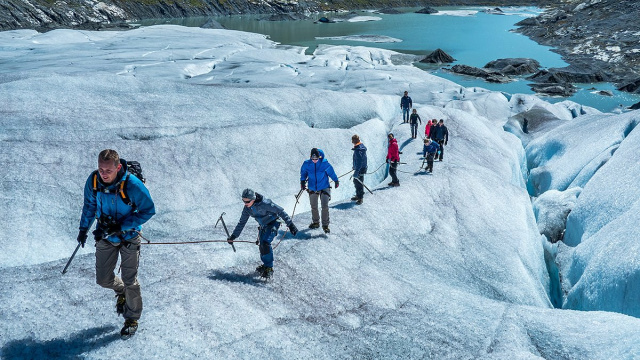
[
  {"xmin": 272, "ymin": 189, "xmax": 304, "ymax": 250},
  {"xmin": 136, "ymin": 231, "xmax": 255, "ymax": 245}
]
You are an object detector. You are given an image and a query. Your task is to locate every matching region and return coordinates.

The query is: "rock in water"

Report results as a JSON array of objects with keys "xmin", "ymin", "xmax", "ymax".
[
  {"xmin": 421, "ymin": 48, "xmax": 455, "ymax": 64},
  {"xmin": 617, "ymin": 78, "xmax": 640, "ymax": 93},
  {"xmin": 484, "ymin": 58, "xmax": 541, "ymax": 75},
  {"xmin": 201, "ymin": 18, "xmax": 224, "ymax": 29},
  {"xmin": 377, "ymin": 8, "xmax": 401, "ymax": 14},
  {"xmin": 450, "ymin": 64, "xmax": 512, "ymax": 83},
  {"xmin": 416, "ymin": 7, "xmax": 438, "ymax": 14}
]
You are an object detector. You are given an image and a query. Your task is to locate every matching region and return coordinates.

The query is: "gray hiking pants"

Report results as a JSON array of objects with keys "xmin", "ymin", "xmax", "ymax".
[
  {"xmin": 95, "ymin": 236, "xmax": 142, "ymax": 320},
  {"xmin": 309, "ymin": 188, "xmax": 331, "ymax": 226}
]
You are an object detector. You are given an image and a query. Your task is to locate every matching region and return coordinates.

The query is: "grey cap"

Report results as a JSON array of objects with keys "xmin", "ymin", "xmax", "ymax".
[{"xmin": 241, "ymin": 188, "xmax": 256, "ymax": 200}]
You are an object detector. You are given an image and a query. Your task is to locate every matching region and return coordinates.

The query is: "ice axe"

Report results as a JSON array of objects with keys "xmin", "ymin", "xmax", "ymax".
[
  {"xmin": 62, "ymin": 243, "xmax": 81, "ymax": 275},
  {"xmin": 353, "ymin": 176, "xmax": 374, "ymax": 195},
  {"xmin": 215, "ymin": 212, "xmax": 236, "ymax": 252}
]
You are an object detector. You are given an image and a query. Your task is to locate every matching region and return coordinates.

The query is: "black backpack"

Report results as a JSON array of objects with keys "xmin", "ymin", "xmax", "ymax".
[{"xmin": 92, "ymin": 160, "xmax": 146, "ymax": 208}]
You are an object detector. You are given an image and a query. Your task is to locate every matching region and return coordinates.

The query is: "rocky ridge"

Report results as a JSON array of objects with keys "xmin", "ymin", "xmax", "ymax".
[
  {"xmin": 0, "ymin": 0, "xmax": 556, "ymax": 32},
  {"xmin": 515, "ymin": 0, "xmax": 640, "ymax": 93}
]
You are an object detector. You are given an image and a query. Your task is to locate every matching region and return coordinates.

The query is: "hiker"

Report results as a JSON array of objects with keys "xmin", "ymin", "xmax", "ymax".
[
  {"xmin": 227, "ymin": 188, "xmax": 298, "ymax": 279},
  {"xmin": 300, "ymin": 148, "xmax": 339, "ymax": 234},
  {"xmin": 386, "ymin": 133, "xmax": 400, "ymax": 186},
  {"xmin": 428, "ymin": 120, "xmax": 438, "ymax": 140},
  {"xmin": 432, "ymin": 119, "xmax": 449, "ymax": 161},
  {"xmin": 400, "ymin": 91, "xmax": 412, "ymax": 123},
  {"xmin": 351, "ymin": 134, "xmax": 368, "ymax": 205},
  {"xmin": 77, "ymin": 149, "xmax": 156, "ymax": 338},
  {"xmin": 425, "ymin": 119, "xmax": 435, "ymax": 139},
  {"xmin": 409, "ymin": 109, "xmax": 422, "ymax": 139},
  {"xmin": 422, "ymin": 139, "xmax": 440, "ymax": 173}
]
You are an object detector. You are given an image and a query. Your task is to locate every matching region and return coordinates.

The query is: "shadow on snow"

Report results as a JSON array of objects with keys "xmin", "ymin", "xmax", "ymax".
[{"xmin": 1, "ymin": 325, "xmax": 120, "ymax": 360}]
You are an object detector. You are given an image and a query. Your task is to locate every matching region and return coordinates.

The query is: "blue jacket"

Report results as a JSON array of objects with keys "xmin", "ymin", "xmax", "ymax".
[
  {"xmin": 432, "ymin": 125, "xmax": 449, "ymax": 142},
  {"xmin": 79, "ymin": 159, "xmax": 156, "ymax": 243},
  {"xmin": 423, "ymin": 141, "xmax": 440, "ymax": 157},
  {"xmin": 400, "ymin": 95, "xmax": 412, "ymax": 109},
  {"xmin": 300, "ymin": 149, "xmax": 338, "ymax": 191},
  {"xmin": 352, "ymin": 143, "xmax": 368, "ymax": 175},
  {"xmin": 231, "ymin": 194, "xmax": 293, "ymax": 238}
]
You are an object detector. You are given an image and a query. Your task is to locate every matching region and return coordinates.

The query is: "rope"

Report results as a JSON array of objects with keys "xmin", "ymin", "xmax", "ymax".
[
  {"xmin": 136, "ymin": 231, "xmax": 254, "ymax": 246},
  {"xmin": 272, "ymin": 190, "xmax": 304, "ymax": 250}
]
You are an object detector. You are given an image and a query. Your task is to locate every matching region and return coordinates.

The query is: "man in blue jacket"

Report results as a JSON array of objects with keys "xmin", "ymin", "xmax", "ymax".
[
  {"xmin": 351, "ymin": 135, "xmax": 368, "ymax": 205},
  {"xmin": 422, "ymin": 139, "xmax": 440, "ymax": 173},
  {"xmin": 227, "ymin": 189, "xmax": 298, "ymax": 279},
  {"xmin": 300, "ymin": 148, "xmax": 339, "ymax": 234},
  {"xmin": 400, "ymin": 90, "xmax": 412, "ymax": 123},
  {"xmin": 77, "ymin": 149, "xmax": 156, "ymax": 338}
]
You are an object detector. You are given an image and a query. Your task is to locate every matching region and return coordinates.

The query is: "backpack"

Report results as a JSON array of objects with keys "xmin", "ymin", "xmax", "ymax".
[{"xmin": 92, "ymin": 160, "xmax": 146, "ymax": 208}]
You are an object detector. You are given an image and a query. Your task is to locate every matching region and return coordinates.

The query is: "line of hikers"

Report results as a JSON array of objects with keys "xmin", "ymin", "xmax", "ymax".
[{"xmin": 74, "ymin": 109, "xmax": 449, "ymax": 338}]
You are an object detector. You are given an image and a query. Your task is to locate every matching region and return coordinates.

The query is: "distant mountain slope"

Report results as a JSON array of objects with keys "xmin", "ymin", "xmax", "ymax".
[{"xmin": 0, "ymin": 0, "xmax": 554, "ymax": 32}]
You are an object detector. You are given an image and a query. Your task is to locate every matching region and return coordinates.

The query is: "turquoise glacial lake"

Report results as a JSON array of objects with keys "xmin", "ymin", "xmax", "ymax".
[{"xmin": 141, "ymin": 8, "xmax": 640, "ymax": 112}]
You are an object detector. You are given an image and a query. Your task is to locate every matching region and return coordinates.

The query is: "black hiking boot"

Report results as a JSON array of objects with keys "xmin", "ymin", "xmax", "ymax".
[
  {"xmin": 355, "ymin": 198, "xmax": 363, "ymax": 205},
  {"xmin": 309, "ymin": 222, "xmax": 320, "ymax": 229},
  {"xmin": 350, "ymin": 196, "xmax": 359, "ymax": 201},
  {"xmin": 256, "ymin": 264, "xmax": 267, "ymax": 273},
  {"xmin": 323, "ymin": 226, "xmax": 330, "ymax": 234},
  {"xmin": 260, "ymin": 267, "xmax": 274, "ymax": 279},
  {"xmin": 120, "ymin": 319, "xmax": 138, "ymax": 338},
  {"xmin": 115, "ymin": 293, "xmax": 126, "ymax": 317}
]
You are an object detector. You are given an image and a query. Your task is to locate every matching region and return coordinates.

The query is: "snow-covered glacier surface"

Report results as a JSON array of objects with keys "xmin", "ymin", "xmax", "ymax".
[{"xmin": 1, "ymin": 26, "xmax": 639, "ymax": 359}]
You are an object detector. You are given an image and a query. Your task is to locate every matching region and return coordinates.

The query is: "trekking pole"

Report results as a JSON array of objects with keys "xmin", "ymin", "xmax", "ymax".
[
  {"xmin": 62, "ymin": 243, "xmax": 81, "ymax": 275},
  {"xmin": 273, "ymin": 189, "xmax": 305, "ymax": 250},
  {"xmin": 353, "ymin": 176, "xmax": 374, "ymax": 195},
  {"xmin": 215, "ymin": 212, "xmax": 236, "ymax": 252}
]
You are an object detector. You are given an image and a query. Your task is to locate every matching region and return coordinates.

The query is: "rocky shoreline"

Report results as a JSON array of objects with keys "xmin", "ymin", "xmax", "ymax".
[{"xmin": 515, "ymin": 0, "xmax": 640, "ymax": 94}]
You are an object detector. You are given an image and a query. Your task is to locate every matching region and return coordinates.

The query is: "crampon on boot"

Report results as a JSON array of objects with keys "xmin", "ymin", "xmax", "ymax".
[{"xmin": 120, "ymin": 319, "xmax": 138, "ymax": 338}]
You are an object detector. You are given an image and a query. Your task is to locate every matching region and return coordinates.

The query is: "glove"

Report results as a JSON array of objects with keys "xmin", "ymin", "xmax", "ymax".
[
  {"xmin": 227, "ymin": 235, "xmax": 236, "ymax": 244},
  {"xmin": 77, "ymin": 229, "xmax": 88, "ymax": 248},
  {"xmin": 93, "ymin": 228, "xmax": 106, "ymax": 241},
  {"xmin": 288, "ymin": 223, "xmax": 298, "ymax": 236},
  {"xmin": 386, "ymin": 158, "xmax": 389, "ymax": 164},
  {"xmin": 399, "ymin": 151, "xmax": 403, "ymax": 155},
  {"xmin": 300, "ymin": 181, "xmax": 306, "ymax": 191},
  {"xmin": 445, "ymin": 141, "xmax": 448, "ymax": 145},
  {"xmin": 334, "ymin": 181, "xmax": 339, "ymax": 189},
  {"xmin": 105, "ymin": 223, "xmax": 121, "ymax": 236}
]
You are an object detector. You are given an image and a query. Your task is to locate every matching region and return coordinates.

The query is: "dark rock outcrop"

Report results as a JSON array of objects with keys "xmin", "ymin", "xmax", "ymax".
[
  {"xmin": 529, "ymin": 83, "xmax": 577, "ymax": 97},
  {"xmin": 377, "ymin": 8, "xmax": 401, "ymax": 14},
  {"xmin": 597, "ymin": 90, "xmax": 614, "ymax": 97},
  {"xmin": 629, "ymin": 102, "xmax": 640, "ymax": 110},
  {"xmin": 201, "ymin": 18, "xmax": 224, "ymax": 29},
  {"xmin": 516, "ymin": 0, "xmax": 640, "ymax": 91},
  {"xmin": 617, "ymin": 78, "xmax": 640, "ymax": 94},
  {"xmin": 528, "ymin": 66, "xmax": 609, "ymax": 84},
  {"xmin": 484, "ymin": 58, "xmax": 540, "ymax": 75},
  {"xmin": 482, "ymin": 7, "xmax": 505, "ymax": 15},
  {"xmin": 450, "ymin": 64, "xmax": 511, "ymax": 83},
  {"xmin": 260, "ymin": 13, "xmax": 308, "ymax": 21},
  {"xmin": 421, "ymin": 49, "xmax": 455, "ymax": 64},
  {"xmin": 416, "ymin": 7, "xmax": 438, "ymax": 14}
]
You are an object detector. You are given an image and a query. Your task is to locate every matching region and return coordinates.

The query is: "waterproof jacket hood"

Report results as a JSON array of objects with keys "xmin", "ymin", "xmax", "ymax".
[
  {"xmin": 300, "ymin": 149, "xmax": 339, "ymax": 191},
  {"xmin": 423, "ymin": 141, "xmax": 440, "ymax": 156}
]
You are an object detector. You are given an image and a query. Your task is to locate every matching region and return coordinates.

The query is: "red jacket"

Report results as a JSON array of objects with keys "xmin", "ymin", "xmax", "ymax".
[
  {"xmin": 425, "ymin": 121, "xmax": 433, "ymax": 137},
  {"xmin": 387, "ymin": 138, "xmax": 400, "ymax": 162}
]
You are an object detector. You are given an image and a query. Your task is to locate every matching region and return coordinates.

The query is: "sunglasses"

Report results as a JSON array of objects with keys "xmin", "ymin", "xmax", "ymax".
[{"xmin": 242, "ymin": 199, "xmax": 253, "ymax": 204}]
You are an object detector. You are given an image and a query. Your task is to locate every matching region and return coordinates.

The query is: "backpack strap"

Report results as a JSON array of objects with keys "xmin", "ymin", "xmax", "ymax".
[
  {"xmin": 92, "ymin": 171, "xmax": 99, "ymax": 194},
  {"xmin": 119, "ymin": 174, "xmax": 136, "ymax": 209}
]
